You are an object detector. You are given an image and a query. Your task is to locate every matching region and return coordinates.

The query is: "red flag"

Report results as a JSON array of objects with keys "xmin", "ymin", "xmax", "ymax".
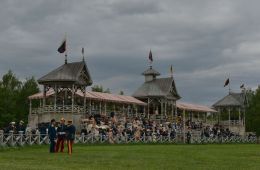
[
  {"xmin": 149, "ymin": 50, "xmax": 153, "ymax": 62},
  {"xmin": 58, "ymin": 39, "xmax": 66, "ymax": 53},
  {"xmin": 224, "ymin": 78, "xmax": 229, "ymax": 87}
]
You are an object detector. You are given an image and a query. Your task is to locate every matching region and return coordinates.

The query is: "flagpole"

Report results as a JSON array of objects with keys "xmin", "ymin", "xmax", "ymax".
[
  {"xmin": 228, "ymin": 74, "xmax": 231, "ymax": 94},
  {"xmin": 65, "ymin": 33, "xmax": 67, "ymax": 64}
]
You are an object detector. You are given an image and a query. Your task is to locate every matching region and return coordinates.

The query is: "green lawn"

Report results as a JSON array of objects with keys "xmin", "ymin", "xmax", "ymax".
[{"xmin": 0, "ymin": 144, "xmax": 260, "ymax": 170}]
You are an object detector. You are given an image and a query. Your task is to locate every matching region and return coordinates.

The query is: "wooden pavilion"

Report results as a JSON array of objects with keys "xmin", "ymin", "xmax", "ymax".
[
  {"xmin": 28, "ymin": 59, "xmax": 146, "ymax": 130},
  {"xmin": 132, "ymin": 65, "xmax": 181, "ymax": 120},
  {"xmin": 212, "ymin": 91, "xmax": 248, "ymax": 134}
]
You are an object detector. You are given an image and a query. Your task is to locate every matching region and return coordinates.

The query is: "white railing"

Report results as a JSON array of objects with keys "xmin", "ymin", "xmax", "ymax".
[
  {"xmin": 220, "ymin": 120, "xmax": 242, "ymax": 126},
  {"xmin": 31, "ymin": 105, "xmax": 85, "ymax": 114},
  {"xmin": 0, "ymin": 130, "xmax": 256, "ymax": 148}
]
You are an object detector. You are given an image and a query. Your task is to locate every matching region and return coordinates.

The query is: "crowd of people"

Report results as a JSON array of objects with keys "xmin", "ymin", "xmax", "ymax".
[
  {"xmin": 0, "ymin": 112, "xmax": 249, "ymax": 146},
  {"xmin": 79, "ymin": 112, "xmax": 241, "ymax": 144}
]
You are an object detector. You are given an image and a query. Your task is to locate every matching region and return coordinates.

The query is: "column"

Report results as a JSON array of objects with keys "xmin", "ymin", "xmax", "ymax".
[
  {"xmin": 183, "ymin": 109, "xmax": 186, "ymax": 143},
  {"xmin": 71, "ymin": 85, "xmax": 75, "ymax": 114},
  {"xmin": 147, "ymin": 98, "xmax": 150, "ymax": 119},
  {"xmin": 83, "ymin": 90, "xmax": 86, "ymax": 115},
  {"xmin": 89, "ymin": 100, "xmax": 92, "ymax": 115},
  {"xmin": 43, "ymin": 85, "xmax": 46, "ymax": 107},
  {"xmin": 161, "ymin": 99, "xmax": 163, "ymax": 119},
  {"xmin": 104, "ymin": 102, "xmax": 107, "ymax": 116},
  {"xmin": 99, "ymin": 102, "xmax": 102, "ymax": 115},
  {"xmin": 171, "ymin": 101, "xmax": 174, "ymax": 119},
  {"xmin": 29, "ymin": 99, "xmax": 32, "ymax": 115},
  {"xmin": 228, "ymin": 107, "xmax": 231, "ymax": 129},
  {"xmin": 54, "ymin": 85, "xmax": 57, "ymax": 112},
  {"xmin": 164, "ymin": 101, "xmax": 167, "ymax": 116},
  {"xmin": 238, "ymin": 107, "xmax": 241, "ymax": 125}
]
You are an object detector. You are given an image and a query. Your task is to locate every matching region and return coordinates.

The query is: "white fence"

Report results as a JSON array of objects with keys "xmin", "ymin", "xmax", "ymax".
[{"xmin": 0, "ymin": 130, "xmax": 257, "ymax": 147}]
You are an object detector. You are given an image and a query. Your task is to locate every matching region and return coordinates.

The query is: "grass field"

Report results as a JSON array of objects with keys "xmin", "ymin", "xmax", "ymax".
[{"xmin": 0, "ymin": 144, "xmax": 260, "ymax": 170}]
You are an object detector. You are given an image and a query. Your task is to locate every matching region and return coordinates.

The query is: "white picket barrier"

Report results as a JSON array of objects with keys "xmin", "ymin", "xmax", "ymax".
[{"xmin": 0, "ymin": 131, "xmax": 257, "ymax": 148}]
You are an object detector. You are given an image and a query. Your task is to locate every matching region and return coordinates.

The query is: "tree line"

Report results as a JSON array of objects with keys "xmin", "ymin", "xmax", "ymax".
[
  {"xmin": 246, "ymin": 86, "xmax": 260, "ymax": 136},
  {"xmin": 0, "ymin": 70, "xmax": 39, "ymax": 128}
]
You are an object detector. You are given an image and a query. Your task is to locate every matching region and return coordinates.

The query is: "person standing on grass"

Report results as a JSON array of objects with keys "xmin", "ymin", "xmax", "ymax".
[
  {"xmin": 66, "ymin": 120, "xmax": 76, "ymax": 155},
  {"xmin": 48, "ymin": 119, "xmax": 57, "ymax": 153},
  {"xmin": 55, "ymin": 118, "xmax": 67, "ymax": 152}
]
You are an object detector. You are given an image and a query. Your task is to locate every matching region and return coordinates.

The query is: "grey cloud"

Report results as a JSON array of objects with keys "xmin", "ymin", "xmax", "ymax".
[{"xmin": 0, "ymin": 0, "xmax": 259, "ymax": 106}]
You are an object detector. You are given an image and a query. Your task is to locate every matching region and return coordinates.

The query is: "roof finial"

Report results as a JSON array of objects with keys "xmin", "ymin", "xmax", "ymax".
[
  {"xmin": 148, "ymin": 49, "xmax": 153, "ymax": 66},
  {"xmin": 170, "ymin": 65, "xmax": 173, "ymax": 77}
]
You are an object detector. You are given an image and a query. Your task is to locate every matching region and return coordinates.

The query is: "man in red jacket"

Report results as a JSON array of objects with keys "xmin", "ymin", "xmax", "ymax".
[{"xmin": 55, "ymin": 118, "xmax": 66, "ymax": 152}]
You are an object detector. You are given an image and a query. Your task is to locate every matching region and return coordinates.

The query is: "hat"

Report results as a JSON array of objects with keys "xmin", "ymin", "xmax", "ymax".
[
  {"xmin": 10, "ymin": 122, "xmax": 16, "ymax": 125},
  {"xmin": 20, "ymin": 120, "xmax": 24, "ymax": 124},
  {"xmin": 60, "ymin": 118, "xmax": 65, "ymax": 121}
]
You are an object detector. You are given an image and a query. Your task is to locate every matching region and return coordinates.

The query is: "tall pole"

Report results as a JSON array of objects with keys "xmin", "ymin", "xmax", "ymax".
[
  {"xmin": 228, "ymin": 107, "xmax": 231, "ymax": 129},
  {"xmin": 147, "ymin": 98, "xmax": 150, "ymax": 119},
  {"xmin": 183, "ymin": 109, "xmax": 186, "ymax": 143},
  {"xmin": 65, "ymin": 33, "xmax": 67, "ymax": 64}
]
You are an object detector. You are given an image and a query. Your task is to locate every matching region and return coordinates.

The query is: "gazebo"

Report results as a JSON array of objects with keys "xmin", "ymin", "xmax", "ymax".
[
  {"xmin": 212, "ymin": 91, "xmax": 248, "ymax": 132},
  {"xmin": 28, "ymin": 60, "xmax": 92, "ymax": 130},
  {"xmin": 133, "ymin": 65, "xmax": 181, "ymax": 120}
]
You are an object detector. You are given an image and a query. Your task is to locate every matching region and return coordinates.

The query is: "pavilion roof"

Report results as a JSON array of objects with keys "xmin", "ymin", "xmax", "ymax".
[
  {"xmin": 177, "ymin": 102, "xmax": 217, "ymax": 113},
  {"xmin": 133, "ymin": 77, "xmax": 181, "ymax": 99},
  {"xmin": 38, "ymin": 61, "xmax": 92, "ymax": 86},
  {"xmin": 212, "ymin": 92, "xmax": 245, "ymax": 108}
]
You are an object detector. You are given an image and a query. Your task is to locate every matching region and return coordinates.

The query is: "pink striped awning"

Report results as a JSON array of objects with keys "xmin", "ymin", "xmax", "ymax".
[
  {"xmin": 177, "ymin": 102, "xmax": 217, "ymax": 113},
  {"xmin": 28, "ymin": 90, "xmax": 146, "ymax": 106}
]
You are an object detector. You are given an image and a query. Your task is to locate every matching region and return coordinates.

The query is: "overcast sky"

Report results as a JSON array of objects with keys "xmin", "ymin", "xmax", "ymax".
[{"xmin": 0, "ymin": 0, "xmax": 259, "ymax": 106}]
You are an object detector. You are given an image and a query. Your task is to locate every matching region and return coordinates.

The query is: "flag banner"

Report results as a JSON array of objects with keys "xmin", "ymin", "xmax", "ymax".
[
  {"xmin": 82, "ymin": 47, "xmax": 84, "ymax": 55},
  {"xmin": 224, "ymin": 78, "xmax": 229, "ymax": 87},
  {"xmin": 58, "ymin": 40, "xmax": 66, "ymax": 53},
  {"xmin": 240, "ymin": 84, "xmax": 244, "ymax": 89},
  {"xmin": 149, "ymin": 50, "xmax": 153, "ymax": 62}
]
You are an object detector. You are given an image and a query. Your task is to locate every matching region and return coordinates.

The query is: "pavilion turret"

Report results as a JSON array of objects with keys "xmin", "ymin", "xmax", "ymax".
[
  {"xmin": 142, "ymin": 66, "xmax": 160, "ymax": 82},
  {"xmin": 133, "ymin": 65, "xmax": 180, "ymax": 120}
]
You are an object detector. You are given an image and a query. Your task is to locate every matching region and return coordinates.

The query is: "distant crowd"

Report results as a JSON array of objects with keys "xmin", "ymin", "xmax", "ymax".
[{"xmin": 1, "ymin": 112, "xmax": 253, "ymax": 144}]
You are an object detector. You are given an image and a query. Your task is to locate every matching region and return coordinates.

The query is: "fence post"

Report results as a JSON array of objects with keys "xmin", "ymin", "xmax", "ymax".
[
  {"xmin": 0, "ymin": 130, "xmax": 3, "ymax": 146},
  {"xmin": 143, "ymin": 133, "xmax": 146, "ymax": 143},
  {"xmin": 9, "ymin": 131, "xmax": 14, "ymax": 146},
  {"xmin": 91, "ymin": 133, "xmax": 94, "ymax": 144},
  {"xmin": 29, "ymin": 132, "xmax": 32, "ymax": 145},
  {"xmin": 81, "ymin": 133, "xmax": 85, "ymax": 143},
  {"xmin": 19, "ymin": 131, "xmax": 23, "ymax": 146},
  {"xmin": 37, "ymin": 131, "xmax": 41, "ymax": 145}
]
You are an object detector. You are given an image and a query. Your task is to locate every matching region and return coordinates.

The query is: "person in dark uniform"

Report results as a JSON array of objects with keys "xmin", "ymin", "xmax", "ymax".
[
  {"xmin": 55, "ymin": 118, "xmax": 66, "ymax": 152},
  {"xmin": 16, "ymin": 120, "xmax": 26, "ymax": 133},
  {"xmin": 48, "ymin": 119, "xmax": 57, "ymax": 153},
  {"xmin": 66, "ymin": 120, "xmax": 76, "ymax": 155},
  {"xmin": 186, "ymin": 130, "xmax": 191, "ymax": 144}
]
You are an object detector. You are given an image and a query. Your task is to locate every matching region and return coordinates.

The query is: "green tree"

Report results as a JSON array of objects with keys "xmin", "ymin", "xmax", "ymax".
[
  {"xmin": 246, "ymin": 86, "xmax": 260, "ymax": 137},
  {"xmin": 91, "ymin": 85, "xmax": 110, "ymax": 93},
  {"xmin": 91, "ymin": 85, "xmax": 103, "ymax": 92},
  {"xmin": 0, "ymin": 71, "xmax": 39, "ymax": 128}
]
